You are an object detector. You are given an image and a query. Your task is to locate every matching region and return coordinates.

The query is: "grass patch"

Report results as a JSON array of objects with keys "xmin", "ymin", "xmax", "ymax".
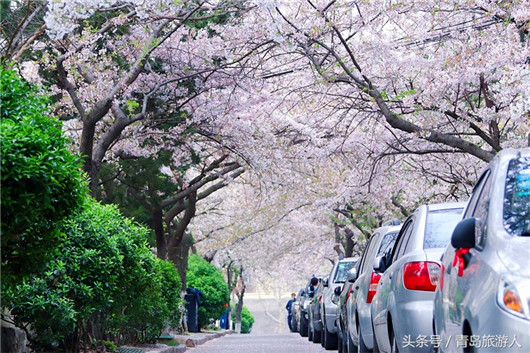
[{"xmin": 158, "ymin": 338, "xmax": 179, "ymax": 347}]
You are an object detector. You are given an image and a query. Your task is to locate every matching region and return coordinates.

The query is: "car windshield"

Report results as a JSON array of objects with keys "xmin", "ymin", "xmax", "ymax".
[
  {"xmin": 424, "ymin": 208, "xmax": 464, "ymax": 249},
  {"xmin": 333, "ymin": 261, "xmax": 357, "ymax": 283},
  {"xmin": 503, "ymin": 157, "xmax": 530, "ymax": 236}
]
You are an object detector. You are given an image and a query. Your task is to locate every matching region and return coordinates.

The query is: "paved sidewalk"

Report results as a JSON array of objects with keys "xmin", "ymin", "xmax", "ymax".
[{"xmin": 119, "ymin": 330, "xmax": 235, "ymax": 353}]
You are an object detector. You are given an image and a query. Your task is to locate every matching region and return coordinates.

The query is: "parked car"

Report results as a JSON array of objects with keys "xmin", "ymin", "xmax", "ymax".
[
  {"xmin": 308, "ymin": 276, "xmax": 327, "ymax": 343},
  {"xmin": 319, "ymin": 256, "xmax": 359, "ymax": 350},
  {"xmin": 346, "ymin": 224, "xmax": 401, "ymax": 353},
  {"xmin": 290, "ymin": 288, "xmax": 304, "ymax": 332},
  {"xmin": 433, "ymin": 148, "xmax": 530, "ymax": 352},
  {"xmin": 334, "ymin": 267, "xmax": 358, "ymax": 353},
  {"xmin": 298, "ymin": 276, "xmax": 323, "ymax": 338},
  {"xmin": 371, "ymin": 202, "xmax": 466, "ymax": 353}
]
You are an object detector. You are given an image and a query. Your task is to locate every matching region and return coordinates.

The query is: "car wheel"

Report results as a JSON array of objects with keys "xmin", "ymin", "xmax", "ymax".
[
  {"xmin": 300, "ymin": 317, "xmax": 308, "ymax": 337},
  {"xmin": 324, "ymin": 327, "xmax": 339, "ymax": 350},
  {"xmin": 314, "ymin": 328, "xmax": 322, "ymax": 343},
  {"xmin": 321, "ymin": 326, "xmax": 326, "ymax": 347},
  {"xmin": 358, "ymin": 325, "xmax": 370, "ymax": 353},
  {"xmin": 347, "ymin": 332, "xmax": 358, "ymax": 353},
  {"xmin": 372, "ymin": 321, "xmax": 380, "ymax": 353},
  {"xmin": 390, "ymin": 328, "xmax": 399, "ymax": 353},
  {"xmin": 463, "ymin": 327, "xmax": 475, "ymax": 353},
  {"xmin": 338, "ymin": 331, "xmax": 344, "ymax": 353}
]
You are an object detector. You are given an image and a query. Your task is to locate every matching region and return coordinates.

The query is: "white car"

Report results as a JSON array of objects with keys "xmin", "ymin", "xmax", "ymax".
[{"xmin": 433, "ymin": 148, "xmax": 530, "ymax": 353}]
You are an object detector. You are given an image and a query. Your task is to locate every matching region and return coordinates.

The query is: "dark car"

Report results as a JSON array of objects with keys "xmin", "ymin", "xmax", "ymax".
[{"xmin": 297, "ymin": 275, "xmax": 323, "ymax": 337}]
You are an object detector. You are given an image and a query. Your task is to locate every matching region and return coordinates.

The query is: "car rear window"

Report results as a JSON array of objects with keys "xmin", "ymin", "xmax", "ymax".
[
  {"xmin": 504, "ymin": 157, "xmax": 530, "ymax": 236},
  {"xmin": 423, "ymin": 208, "xmax": 464, "ymax": 249},
  {"xmin": 377, "ymin": 231, "xmax": 399, "ymax": 258},
  {"xmin": 333, "ymin": 261, "xmax": 357, "ymax": 283}
]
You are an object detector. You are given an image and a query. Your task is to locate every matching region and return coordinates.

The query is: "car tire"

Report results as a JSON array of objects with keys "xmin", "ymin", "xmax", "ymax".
[
  {"xmin": 347, "ymin": 332, "xmax": 357, "ymax": 353},
  {"xmin": 313, "ymin": 328, "xmax": 322, "ymax": 343},
  {"xmin": 358, "ymin": 326, "xmax": 370, "ymax": 353},
  {"xmin": 372, "ymin": 321, "xmax": 380, "ymax": 353},
  {"xmin": 300, "ymin": 317, "xmax": 308, "ymax": 337},
  {"xmin": 323, "ymin": 327, "xmax": 338, "ymax": 350},
  {"xmin": 390, "ymin": 328, "xmax": 399, "ymax": 353}
]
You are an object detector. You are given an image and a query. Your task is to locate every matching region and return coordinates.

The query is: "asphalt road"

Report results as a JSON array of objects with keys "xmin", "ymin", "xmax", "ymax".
[
  {"xmin": 188, "ymin": 333, "xmax": 330, "ymax": 353},
  {"xmin": 243, "ymin": 294, "xmax": 290, "ymax": 334}
]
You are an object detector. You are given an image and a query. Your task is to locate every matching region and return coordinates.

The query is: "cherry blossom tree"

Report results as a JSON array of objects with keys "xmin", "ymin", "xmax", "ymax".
[
  {"xmin": 4, "ymin": 0, "xmax": 528, "ymax": 295},
  {"xmin": 259, "ymin": 0, "xmax": 529, "ymax": 163}
]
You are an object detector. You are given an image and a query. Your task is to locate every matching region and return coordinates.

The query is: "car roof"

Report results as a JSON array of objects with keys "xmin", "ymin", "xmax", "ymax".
[
  {"xmin": 339, "ymin": 256, "xmax": 359, "ymax": 262},
  {"xmin": 426, "ymin": 201, "xmax": 467, "ymax": 212},
  {"xmin": 494, "ymin": 147, "xmax": 530, "ymax": 160}
]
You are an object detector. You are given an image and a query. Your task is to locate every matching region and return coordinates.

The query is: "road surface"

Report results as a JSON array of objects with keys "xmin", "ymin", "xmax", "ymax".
[
  {"xmin": 243, "ymin": 294, "xmax": 290, "ymax": 334},
  {"xmin": 188, "ymin": 333, "xmax": 330, "ymax": 353}
]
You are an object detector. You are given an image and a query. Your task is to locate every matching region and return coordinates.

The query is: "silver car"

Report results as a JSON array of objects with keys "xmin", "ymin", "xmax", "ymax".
[
  {"xmin": 433, "ymin": 148, "xmax": 530, "ymax": 352},
  {"xmin": 371, "ymin": 202, "xmax": 466, "ymax": 353},
  {"xmin": 347, "ymin": 224, "xmax": 401, "ymax": 353},
  {"xmin": 320, "ymin": 257, "xmax": 359, "ymax": 350}
]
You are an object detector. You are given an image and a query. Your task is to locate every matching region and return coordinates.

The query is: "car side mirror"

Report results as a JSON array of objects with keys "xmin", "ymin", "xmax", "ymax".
[
  {"xmin": 451, "ymin": 218, "xmax": 476, "ymax": 249},
  {"xmin": 323, "ymin": 277, "xmax": 329, "ymax": 287},
  {"xmin": 373, "ymin": 256, "xmax": 385, "ymax": 273},
  {"xmin": 334, "ymin": 286, "xmax": 342, "ymax": 296},
  {"xmin": 347, "ymin": 267, "xmax": 358, "ymax": 283},
  {"xmin": 331, "ymin": 286, "xmax": 342, "ymax": 304}
]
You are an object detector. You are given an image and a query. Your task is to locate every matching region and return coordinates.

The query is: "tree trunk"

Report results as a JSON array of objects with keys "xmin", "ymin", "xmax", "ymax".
[
  {"xmin": 235, "ymin": 277, "xmax": 245, "ymax": 334},
  {"xmin": 168, "ymin": 232, "xmax": 193, "ymax": 291},
  {"xmin": 344, "ymin": 227, "xmax": 355, "ymax": 258},
  {"xmin": 152, "ymin": 208, "xmax": 167, "ymax": 260}
]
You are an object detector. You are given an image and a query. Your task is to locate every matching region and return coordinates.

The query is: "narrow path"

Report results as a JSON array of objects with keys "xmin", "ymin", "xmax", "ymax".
[{"xmin": 188, "ymin": 333, "xmax": 329, "ymax": 353}]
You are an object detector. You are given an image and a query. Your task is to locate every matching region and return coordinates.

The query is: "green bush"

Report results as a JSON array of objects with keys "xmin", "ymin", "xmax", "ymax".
[
  {"xmin": 2, "ymin": 198, "xmax": 183, "ymax": 351},
  {"xmin": 231, "ymin": 305, "xmax": 255, "ymax": 334},
  {"xmin": 1, "ymin": 67, "xmax": 87, "ymax": 285},
  {"xmin": 186, "ymin": 255, "xmax": 230, "ymax": 329}
]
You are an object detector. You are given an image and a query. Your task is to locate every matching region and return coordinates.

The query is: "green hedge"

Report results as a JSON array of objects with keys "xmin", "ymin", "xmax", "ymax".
[
  {"xmin": 1, "ymin": 67, "xmax": 87, "ymax": 285},
  {"xmin": 2, "ymin": 199, "xmax": 183, "ymax": 351},
  {"xmin": 186, "ymin": 254, "xmax": 230, "ymax": 329}
]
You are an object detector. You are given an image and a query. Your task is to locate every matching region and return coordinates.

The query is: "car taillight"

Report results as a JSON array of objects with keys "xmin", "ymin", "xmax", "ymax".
[
  {"xmin": 367, "ymin": 271, "xmax": 381, "ymax": 303},
  {"xmin": 403, "ymin": 261, "xmax": 441, "ymax": 291}
]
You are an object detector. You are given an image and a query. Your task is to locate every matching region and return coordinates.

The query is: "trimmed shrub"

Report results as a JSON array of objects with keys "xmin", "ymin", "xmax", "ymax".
[
  {"xmin": 186, "ymin": 255, "xmax": 230, "ymax": 329},
  {"xmin": 1, "ymin": 67, "xmax": 87, "ymax": 286},
  {"xmin": 2, "ymin": 198, "xmax": 183, "ymax": 351},
  {"xmin": 231, "ymin": 305, "xmax": 255, "ymax": 334}
]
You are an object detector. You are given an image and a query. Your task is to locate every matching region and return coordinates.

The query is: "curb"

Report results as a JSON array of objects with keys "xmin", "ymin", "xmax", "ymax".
[
  {"xmin": 175, "ymin": 330, "xmax": 235, "ymax": 348},
  {"xmin": 142, "ymin": 330, "xmax": 235, "ymax": 353}
]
